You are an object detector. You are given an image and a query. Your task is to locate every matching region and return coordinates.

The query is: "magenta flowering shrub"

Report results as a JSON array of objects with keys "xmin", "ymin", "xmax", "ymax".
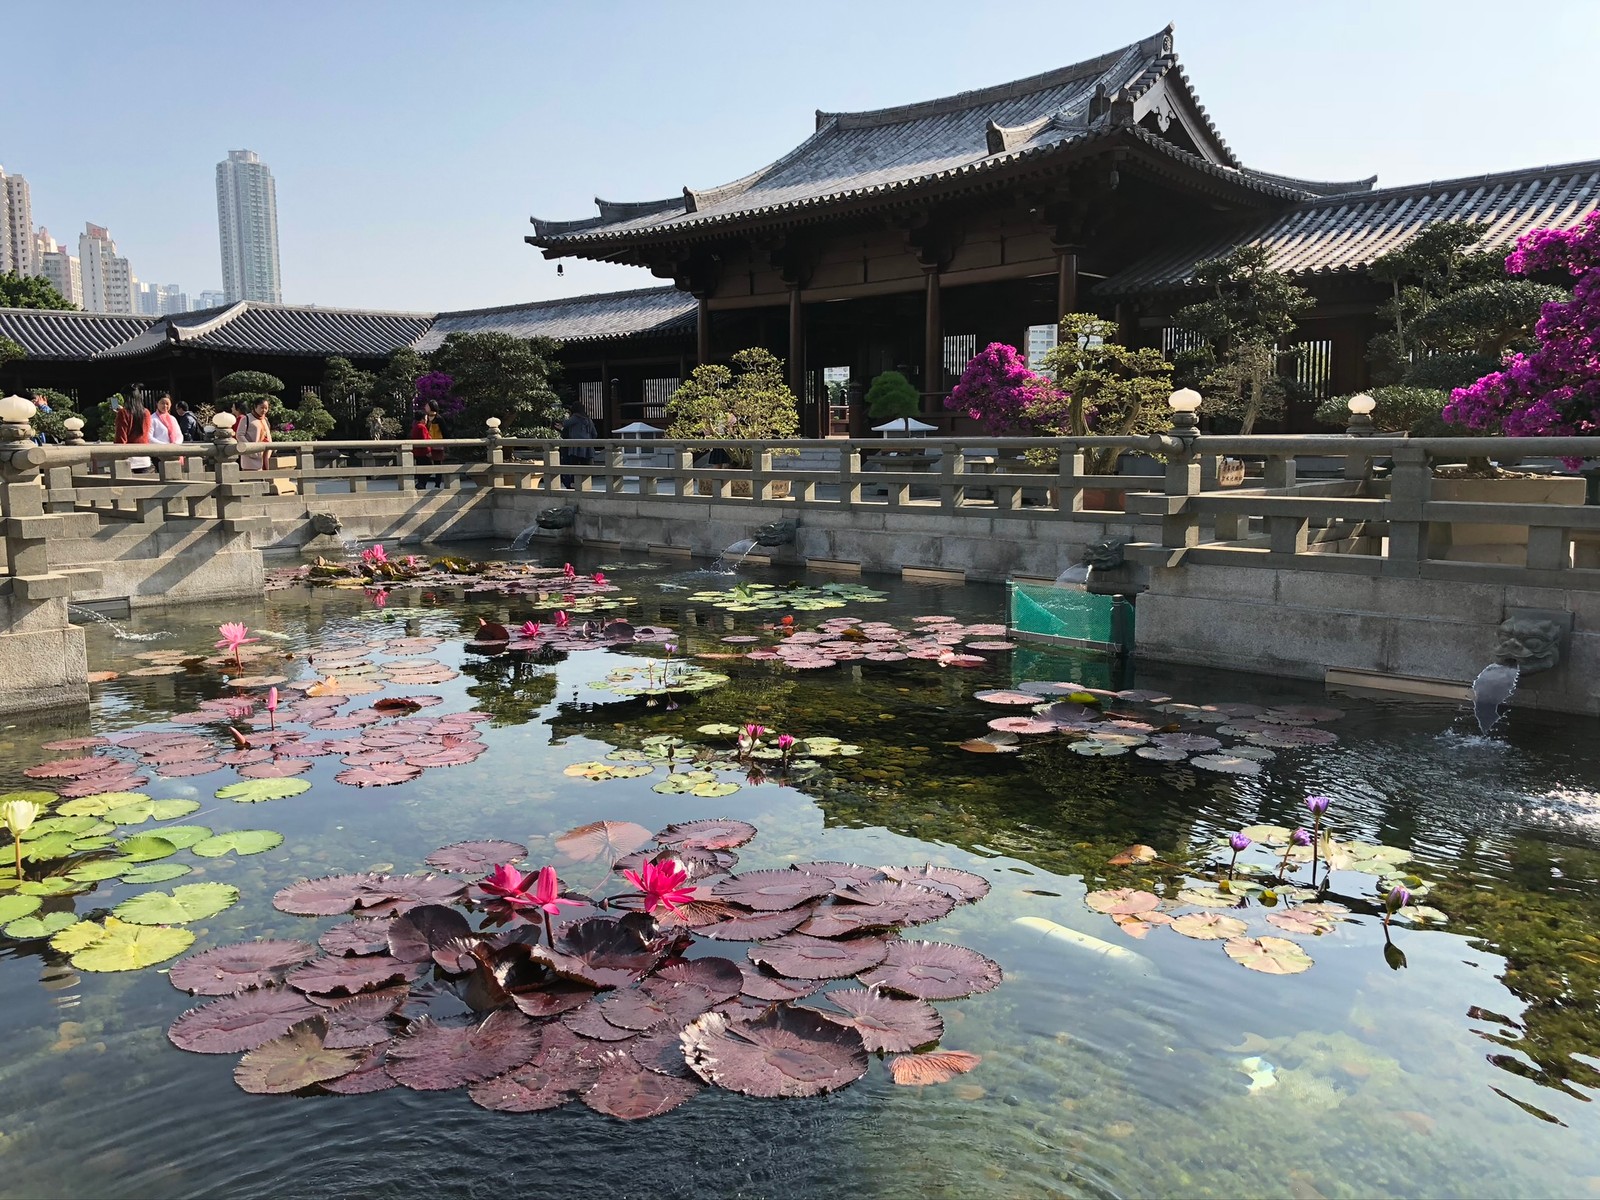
[
  {"xmin": 1444, "ymin": 211, "xmax": 1598, "ymax": 438},
  {"xmin": 414, "ymin": 371, "xmax": 466, "ymax": 418},
  {"xmin": 945, "ymin": 343, "xmax": 1054, "ymax": 434}
]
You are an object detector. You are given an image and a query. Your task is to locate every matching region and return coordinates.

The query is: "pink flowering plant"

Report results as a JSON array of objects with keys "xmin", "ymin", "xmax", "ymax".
[
  {"xmin": 1444, "ymin": 210, "xmax": 1599, "ymax": 441},
  {"xmin": 946, "ymin": 343, "xmax": 1054, "ymax": 435}
]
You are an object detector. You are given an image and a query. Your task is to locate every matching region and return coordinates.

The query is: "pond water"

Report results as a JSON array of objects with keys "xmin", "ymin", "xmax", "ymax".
[{"xmin": 2, "ymin": 548, "xmax": 1598, "ymax": 1199}]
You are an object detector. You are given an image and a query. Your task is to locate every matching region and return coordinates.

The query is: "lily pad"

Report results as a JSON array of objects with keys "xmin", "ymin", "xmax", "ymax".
[
  {"xmin": 148, "ymin": 825, "xmax": 215, "ymax": 850},
  {"xmin": 807, "ymin": 987, "xmax": 943, "ymax": 1053},
  {"xmin": 191, "ymin": 830, "xmax": 285, "ymax": 858},
  {"xmin": 0, "ymin": 894, "xmax": 42, "ymax": 923},
  {"xmin": 216, "ymin": 779, "xmax": 312, "ymax": 803},
  {"xmin": 53, "ymin": 916, "xmax": 194, "ymax": 972},
  {"xmin": 680, "ymin": 1007, "xmax": 868, "ymax": 1098},
  {"xmin": 170, "ymin": 939, "xmax": 317, "ymax": 995},
  {"xmin": 426, "ymin": 840, "xmax": 529, "ymax": 873},
  {"xmin": 115, "ymin": 834, "xmax": 179, "ymax": 863},
  {"xmin": 4, "ymin": 911, "xmax": 79, "ymax": 939},
  {"xmin": 1223, "ymin": 935, "xmax": 1314, "ymax": 975},
  {"xmin": 121, "ymin": 863, "xmax": 193, "ymax": 884},
  {"xmin": 168, "ymin": 985, "xmax": 321, "ymax": 1053},
  {"xmin": 1171, "ymin": 912, "xmax": 1248, "ymax": 940},
  {"xmin": 104, "ymin": 798, "xmax": 203, "ymax": 824},
  {"xmin": 857, "ymin": 940, "xmax": 1003, "ymax": 1000},
  {"xmin": 385, "ymin": 1011, "xmax": 542, "ymax": 1091},
  {"xmin": 113, "ymin": 882, "xmax": 240, "ymax": 925},
  {"xmin": 887, "ymin": 1049, "xmax": 982, "ymax": 1086},
  {"xmin": 656, "ymin": 819, "xmax": 758, "ymax": 851},
  {"xmin": 235, "ymin": 1018, "xmax": 367, "ymax": 1094},
  {"xmin": 554, "ymin": 822, "xmax": 653, "ymax": 863},
  {"xmin": 1085, "ymin": 889, "xmax": 1160, "ymax": 917}
]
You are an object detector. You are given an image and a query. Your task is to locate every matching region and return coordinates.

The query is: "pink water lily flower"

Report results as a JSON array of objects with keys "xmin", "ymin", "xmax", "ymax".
[
  {"xmin": 776, "ymin": 733, "xmax": 796, "ymax": 753},
  {"xmin": 361, "ymin": 543, "xmax": 389, "ymax": 567},
  {"xmin": 593, "ymin": 572, "xmax": 607, "ymax": 585},
  {"xmin": 215, "ymin": 622, "xmax": 258, "ymax": 668},
  {"xmin": 479, "ymin": 863, "xmax": 583, "ymax": 917},
  {"xmin": 554, "ymin": 610, "xmax": 570, "ymax": 629},
  {"xmin": 562, "ymin": 562, "xmax": 576, "ymax": 579},
  {"xmin": 266, "ymin": 686, "xmax": 279, "ymax": 729},
  {"xmin": 622, "ymin": 858, "xmax": 695, "ymax": 915},
  {"xmin": 519, "ymin": 620, "xmax": 542, "ymax": 638}
]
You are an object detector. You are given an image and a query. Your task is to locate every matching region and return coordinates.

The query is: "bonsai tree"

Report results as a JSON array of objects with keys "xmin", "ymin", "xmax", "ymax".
[
  {"xmin": 666, "ymin": 347, "xmax": 799, "ymax": 467},
  {"xmin": 371, "ymin": 348, "xmax": 427, "ymax": 419},
  {"xmin": 216, "ymin": 369, "xmax": 285, "ymax": 419},
  {"xmin": 1036, "ymin": 314, "xmax": 1174, "ymax": 472},
  {"xmin": 428, "ymin": 332, "xmax": 563, "ymax": 436},
  {"xmin": 27, "ymin": 389, "xmax": 77, "ymax": 443},
  {"xmin": 321, "ymin": 356, "xmax": 375, "ymax": 434},
  {"xmin": 1172, "ymin": 244, "xmax": 1313, "ymax": 433},
  {"xmin": 946, "ymin": 342, "xmax": 1052, "ymax": 434},
  {"xmin": 864, "ymin": 370, "xmax": 921, "ymax": 424},
  {"xmin": 275, "ymin": 389, "xmax": 337, "ymax": 442},
  {"xmin": 0, "ymin": 335, "xmax": 22, "ymax": 368},
  {"xmin": 1445, "ymin": 209, "xmax": 1600, "ymax": 440}
]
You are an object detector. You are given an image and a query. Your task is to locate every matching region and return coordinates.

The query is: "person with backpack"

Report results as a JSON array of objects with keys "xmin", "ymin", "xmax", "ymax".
[{"xmin": 559, "ymin": 395, "xmax": 597, "ymax": 488}]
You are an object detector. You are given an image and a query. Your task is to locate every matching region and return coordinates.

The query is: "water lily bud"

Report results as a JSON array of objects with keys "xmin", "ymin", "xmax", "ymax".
[
  {"xmin": 1291, "ymin": 827, "xmax": 1312, "ymax": 846},
  {"xmin": 1228, "ymin": 832, "xmax": 1251, "ymax": 853},
  {"xmin": 1385, "ymin": 884, "xmax": 1411, "ymax": 913},
  {"xmin": 1, "ymin": 799, "xmax": 41, "ymax": 837}
]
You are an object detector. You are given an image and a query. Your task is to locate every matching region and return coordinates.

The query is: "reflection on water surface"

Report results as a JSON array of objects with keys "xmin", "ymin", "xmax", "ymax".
[{"xmin": 1, "ymin": 548, "xmax": 1598, "ymax": 1200}]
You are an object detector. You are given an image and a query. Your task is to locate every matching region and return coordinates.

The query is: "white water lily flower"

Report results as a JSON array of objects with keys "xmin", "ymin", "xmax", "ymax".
[{"xmin": 1, "ymin": 799, "xmax": 42, "ymax": 837}]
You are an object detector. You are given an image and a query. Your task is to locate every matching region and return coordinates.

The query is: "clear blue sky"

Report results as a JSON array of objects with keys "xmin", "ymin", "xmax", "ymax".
[{"xmin": 10, "ymin": 0, "xmax": 1597, "ymax": 312}]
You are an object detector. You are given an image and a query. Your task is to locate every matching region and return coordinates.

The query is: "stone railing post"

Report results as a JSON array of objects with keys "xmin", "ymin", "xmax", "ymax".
[
  {"xmin": 838, "ymin": 445, "xmax": 861, "ymax": 509},
  {"xmin": 1385, "ymin": 444, "xmax": 1431, "ymax": 572},
  {"xmin": 939, "ymin": 444, "xmax": 967, "ymax": 511},
  {"xmin": 1162, "ymin": 446, "xmax": 1201, "ymax": 553},
  {"xmin": 484, "ymin": 418, "xmax": 503, "ymax": 489},
  {"xmin": 398, "ymin": 441, "xmax": 416, "ymax": 491},
  {"xmin": 605, "ymin": 442, "xmax": 626, "ymax": 495},
  {"xmin": 675, "ymin": 447, "xmax": 695, "ymax": 498},
  {"xmin": 1055, "ymin": 446, "xmax": 1085, "ymax": 515},
  {"xmin": 752, "ymin": 446, "xmax": 774, "ymax": 502}
]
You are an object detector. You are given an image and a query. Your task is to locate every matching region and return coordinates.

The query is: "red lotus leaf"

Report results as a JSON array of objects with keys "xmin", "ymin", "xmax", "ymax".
[
  {"xmin": 680, "ymin": 1007, "xmax": 868, "ymax": 1098},
  {"xmin": 142, "ymin": 743, "xmax": 216, "ymax": 765},
  {"xmin": 887, "ymin": 1049, "xmax": 983, "ymax": 1086},
  {"xmin": 168, "ymin": 985, "xmax": 321, "ymax": 1054},
  {"xmin": 628, "ymin": 1029, "xmax": 697, "ymax": 1078},
  {"xmin": 340, "ymin": 750, "xmax": 405, "ymax": 767},
  {"xmin": 169, "ymin": 939, "xmax": 316, "ymax": 996},
  {"xmin": 738, "ymin": 966, "xmax": 823, "ymax": 1003},
  {"xmin": 1084, "ymin": 888, "xmax": 1161, "ymax": 917},
  {"xmin": 555, "ymin": 820, "xmax": 655, "ymax": 863},
  {"xmin": 507, "ymin": 980, "xmax": 594, "ymax": 1020},
  {"xmin": 374, "ymin": 694, "xmax": 443, "ymax": 710},
  {"xmin": 321, "ymin": 1046, "xmax": 397, "ymax": 1094},
  {"xmin": 384, "ymin": 1011, "xmax": 542, "ymax": 1090},
  {"xmin": 322, "ymin": 991, "xmax": 406, "ymax": 1049},
  {"xmin": 234, "ymin": 1018, "xmax": 368, "ymax": 1095},
  {"xmin": 857, "ymin": 940, "xmax": 1003, "ymax": 1000},
  {"xmin": 695, "ymin": 908, "xmax": 812, "ymax": 942},
  {"xmin": 238, "ymin": 757, "xmax": 313, "ymax": 779},
  {"xmin": 747, "ymin": 934, "xmax": 890, "ymax": 981},
  {"xmin": 425, "ymin": 840, "xmax": 528, "ymax": 873},
  {"xmin": 806, "ymin": 987, "xmax": 943, "ymax": 1054},
  {"xmin": 467, "ymin": 1026, "xmax": 595, "ymax": 1112},
  {"xmin": 336, "ymin": 762, "xmax": 424, "ymax": 787},
  {"xmin": 42, "ymin": 736, "xmax": 108, "ymax": 752},
  {"xmin": 655, "ymin": 819, "xmax": 758, "ymax": 851},
  {"xmin": 58, "ymin": 770, "xmax": 147, "ymax": 798},
  {"xmin": 217, "ymin": 748, "xmax": 274, "ymax": 766},
  {"xmin": 274, "ymin": 874, "xmax": 392, "ymax": 917},
  {"xmin": 712, "ymin": 870, "xmax": 835, "ymax": 912},
  {"xmin": 157, "ymin": 759, "xmax": 226, "ymax": 777},
  {"xmin": 386, "ymin": 904, "xmax": 477, "ymax": 970},
  {"xmin": 286, "ymin": 953, "xmax": 418, "ymax": 998},
  {"xmin": 880, "ymin": 865, "xmax": 992, "ymax": 904},
  {"xmin": 599, "ymin": 981, "xmax": 715, "ymax": 1033},
  {"xmin": 581, "ymin": 1058, "xmax": 701, "ymax": 1120},
  {"xmin": 312, "ymin": 712, "xmax": 383, "ymax": 731},
  {"xmin": 562, "ymin": 1001, "xmax": 639, "ymax": 1043},
  {"xmin": 359, "ymin": 730, "xmax": 424, "ymax": 749},
  {"xmin": 654, "ymin": 956, "xmax": 744, "ymax": 1004},
  {"xmin": 24, "ymin": 755, "xmax": 115, "ymax": 779},
  {"xmin": 405, "ymin": 745, "xmax": 485, "ymax": 768},
  {"xmin": 318, "ymin": 917, "xmax": 395, "ymax": 956},
  {"xmin": 791, "ymin": 862, "xmax": 885, "ymax": 887}
]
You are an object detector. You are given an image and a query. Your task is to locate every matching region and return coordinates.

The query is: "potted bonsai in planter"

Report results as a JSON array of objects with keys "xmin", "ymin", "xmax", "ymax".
[{"xmin": 666, "ymin": 348, "xmax": 800, "ymax": 497}]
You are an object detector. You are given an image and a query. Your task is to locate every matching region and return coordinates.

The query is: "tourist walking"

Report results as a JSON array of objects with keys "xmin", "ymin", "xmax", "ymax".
[
  {"xmin": 559, "ymin": 395, "xmax": 596, "ymax": 488},
  {"xmin": 411, "ymin": 400, "xmax": 444, "ymax": 488},
  {"xmin": 149, "ymin": 395, "xmax": 184, "ymax": 447},
  {"xmin": 114, "ymin": 394, "xmax": 153, "ymax": 473},
  {"xmin": 238, "ymin": 398, "xmax": 272, "ymax": 471}
]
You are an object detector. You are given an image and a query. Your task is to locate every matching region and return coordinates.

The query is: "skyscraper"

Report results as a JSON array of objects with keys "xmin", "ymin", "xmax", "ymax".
[
  {"xmin": 79, "ymin": 223, "xmax": 133, "ymax": 313},
  {"xmin": 35, "ymin": 229, "xmax": 83, "ymax": 307},
  {"xmin": 216, "ymin": 149, "xmax": 281, "ymax": 303},
  {"xmin": 0, "ymin": 166, "xmax": 37, "ymax": 277}
]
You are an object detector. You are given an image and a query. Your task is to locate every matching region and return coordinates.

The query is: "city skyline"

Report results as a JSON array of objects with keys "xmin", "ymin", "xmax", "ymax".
[{"xmin": 6, "ymin": 0, "xmax": 1600, "ymax": 312}]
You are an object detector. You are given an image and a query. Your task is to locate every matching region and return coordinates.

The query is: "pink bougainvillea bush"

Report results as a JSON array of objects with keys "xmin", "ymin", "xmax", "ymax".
[
  {"xmin": 945, "ymin": 343, "xmax": 1054, "ymax": 434},
  {"xmin": 1444, "ymin": 210, "xmax": 1599, "ymax": 438}
]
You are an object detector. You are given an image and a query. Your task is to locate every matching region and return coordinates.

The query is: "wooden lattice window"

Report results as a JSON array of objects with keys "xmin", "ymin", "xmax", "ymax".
[
  {"xmin": 579, "ymin": 381, "xmax": 604, "ymax": 420},
  {"xmin": 642, "ymin": 377, "xmax": 678, "ymax": 420},
  {"xmin": 1292, "ymin": 339, "xmax": 1334, "ymax": 401},
  {"xmin": 943, "ymin": 334, "xmax": 978, "ymax": 384},
  {"xmin": 1160, "ymin": 326, "xmax": 1207, "ymax": 359}
]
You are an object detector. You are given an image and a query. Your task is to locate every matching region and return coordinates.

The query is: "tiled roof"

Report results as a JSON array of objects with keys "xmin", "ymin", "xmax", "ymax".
[
  {"xmin": 99, "ymin": 302, "xmax": 435, "ymax": 359},
  {"xmin": 530, "ymin": 27, "xmax": 1326, "ymax": 251},
  {"xmin": 416, "ymin": 286, "xmax": 697, "ymax": 352},
  {"xmin": 1098, "ymin": 158, "xmax": 1600, "ymax": 295},
  {"xmin": 0, "ymin": 309, "xmax": 154, "ymax": 360}
]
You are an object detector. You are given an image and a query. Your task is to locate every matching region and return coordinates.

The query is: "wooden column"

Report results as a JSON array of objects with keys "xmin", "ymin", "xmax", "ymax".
[
  {"xmin": 923, "ymin": 267, "xmax": 942, "ymax": 413},
  {"xmin": 1056, "ymin": 247, "xmax": 1079, "ymax": 318},
  {"xmin": 696, "ymin": 296, "xmax": 711, "ymax": 366},
  {"xmin": 787, "ymin": 286, "xmax": 808, "ymax": 435}
]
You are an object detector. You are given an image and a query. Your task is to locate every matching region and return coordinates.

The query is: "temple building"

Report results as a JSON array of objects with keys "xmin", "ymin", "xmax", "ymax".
[
  {"xmin": 530, "ymin": 25, "xmax": 1600, "ymax": 434},
  {"xmin": 5, "ymin": 26, "xmax": 1597, "ymax": 436}
]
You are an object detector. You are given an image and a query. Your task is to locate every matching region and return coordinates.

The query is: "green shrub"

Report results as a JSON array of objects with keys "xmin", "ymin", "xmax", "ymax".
[{"xmin": 864, "ymin": 370, "xmax": 921, "ymax": 421}]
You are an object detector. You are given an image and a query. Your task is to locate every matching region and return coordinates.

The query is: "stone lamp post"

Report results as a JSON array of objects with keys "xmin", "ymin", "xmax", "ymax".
[
  {"xmin": 1346, "ymin": 393, "xmax": 1378, "ymax": 437},
  {"xmin": 1166, "ymin": 388, "xmax": 1202, "ymax": 451},
  {"xmin": 0, "ymin": 394, "xmax": 37, "ymax": 447},
  {"xmin": 61, "ymin": 417, "xmax": 86, "ymax": 446}
]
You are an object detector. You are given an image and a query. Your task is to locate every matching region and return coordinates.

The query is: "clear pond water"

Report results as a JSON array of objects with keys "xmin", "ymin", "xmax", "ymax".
[{"xmin": 2, "ymin": 549, "xmax": 1598, "ymax": 1199}]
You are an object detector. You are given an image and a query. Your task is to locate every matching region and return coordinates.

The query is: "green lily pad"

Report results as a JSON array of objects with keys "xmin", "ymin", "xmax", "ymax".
[
  {"xmin": 52, "ymin": 916, "xmax": 194, "ymax": 972},
  {"xmin": 652, "ymin": 772, "xmax": 718, "ymax": 795},
  {"xmin": 115, "ymin": 834, "xmax": 179, "ymax": 863},
  {"xmin": 105, "ymin": 798, "xmax": 203, "ymax": 824},
  {"xmin": 21, "ymin": 832, "xmax": 80, "ymax": 862},
  {"xmin": 120, "ymin": 863, "xmax": 192, "ymax": 885},
  {"xmin": 562, "ymin": 761, "xmax": 655, "ymax": 782},
  {"xmin": 603, "ymin": 749, "xmax": 652, "ymax": 763},
  {"xmin": 0, "ymin": 894, "xmax": 42, "ymax": 923},
  {"xmin": 4, "ymin": 911, "xmax": 79, "ymax": 940},
  {"xmin": 1398, "ymin": 904, "xmax": 1448, "ymax": 925},
  {"xmin": 148, "ymin": 825, "xmax": 213, "ymax": 850},
  {"xmin": 1176, "ymin": 886, "xmax": 1239, "ymax": 909},
  {"xmin": 59, "ymin": 792, "xmax": 149, "ymax": 816},
  {"xmin": 0, "ymin": 790, "xmax": 57, "ymax": 807},
  {"xmin": 216, "ymin": 778, "xmax": 312, "ymax": 804},
  {"xmin": 66, "ymin": 861, "xmax": 133, "ymax": 883},
  {"xmin": 191, "ymin": 830, "xmax": 284, "ymax": 858},
  {"xmin": 17, "ymin": 877, "xmax": 88, "ymax": 896},
  {"xmin": 1239, "ymin": 825, "xmax": 1293, "ymax": 847},
  {"xmin": 690, "ymin": 780, "xmax": 742, "ymax": 798},
  {"xmin": 22, "ymin": 816, "xmax": 112, "ymax": 840},
  {"xmin": 696, "ymin": 724, "xmax": 741, "ymax": 737},
  {"xmin": 113, "ymin": 882, "xmax": 240, "ymax": 925},
  {"xmin": 69, "ymin": 835, "xmax": 118, "ymax": 852}
]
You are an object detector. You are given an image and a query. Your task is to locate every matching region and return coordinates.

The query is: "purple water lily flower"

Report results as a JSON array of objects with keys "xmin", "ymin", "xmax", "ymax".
[
  {"xmin": 1291, "ymin": 827, "xmax": 1312, "ymax": 846},
  {"xmin": 1228, "ymin": 832, "xmax": 1252, "ymax": 853},
  {"xmin": 1306, "ymin": 795, "xmax": 1332, "ymax": 819}
]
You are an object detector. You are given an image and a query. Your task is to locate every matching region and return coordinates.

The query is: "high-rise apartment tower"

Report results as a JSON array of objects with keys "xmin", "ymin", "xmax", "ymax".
[{"xmin": 215, "ymin": 149, "xmax": 282, "ymax": 303}]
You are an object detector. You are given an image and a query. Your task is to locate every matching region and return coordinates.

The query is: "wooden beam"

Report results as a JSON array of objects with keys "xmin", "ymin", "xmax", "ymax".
[
  {"xmin": 788, "ymin": 286, "xmax": 809, "ymax": 434},
  {"xmin": 696, "ymin": 296, "xmax": 711, "ymax": 365},
  {"xmin": 1056, "ymin": 247, "xmax": 1079, "ymax": 318}
]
